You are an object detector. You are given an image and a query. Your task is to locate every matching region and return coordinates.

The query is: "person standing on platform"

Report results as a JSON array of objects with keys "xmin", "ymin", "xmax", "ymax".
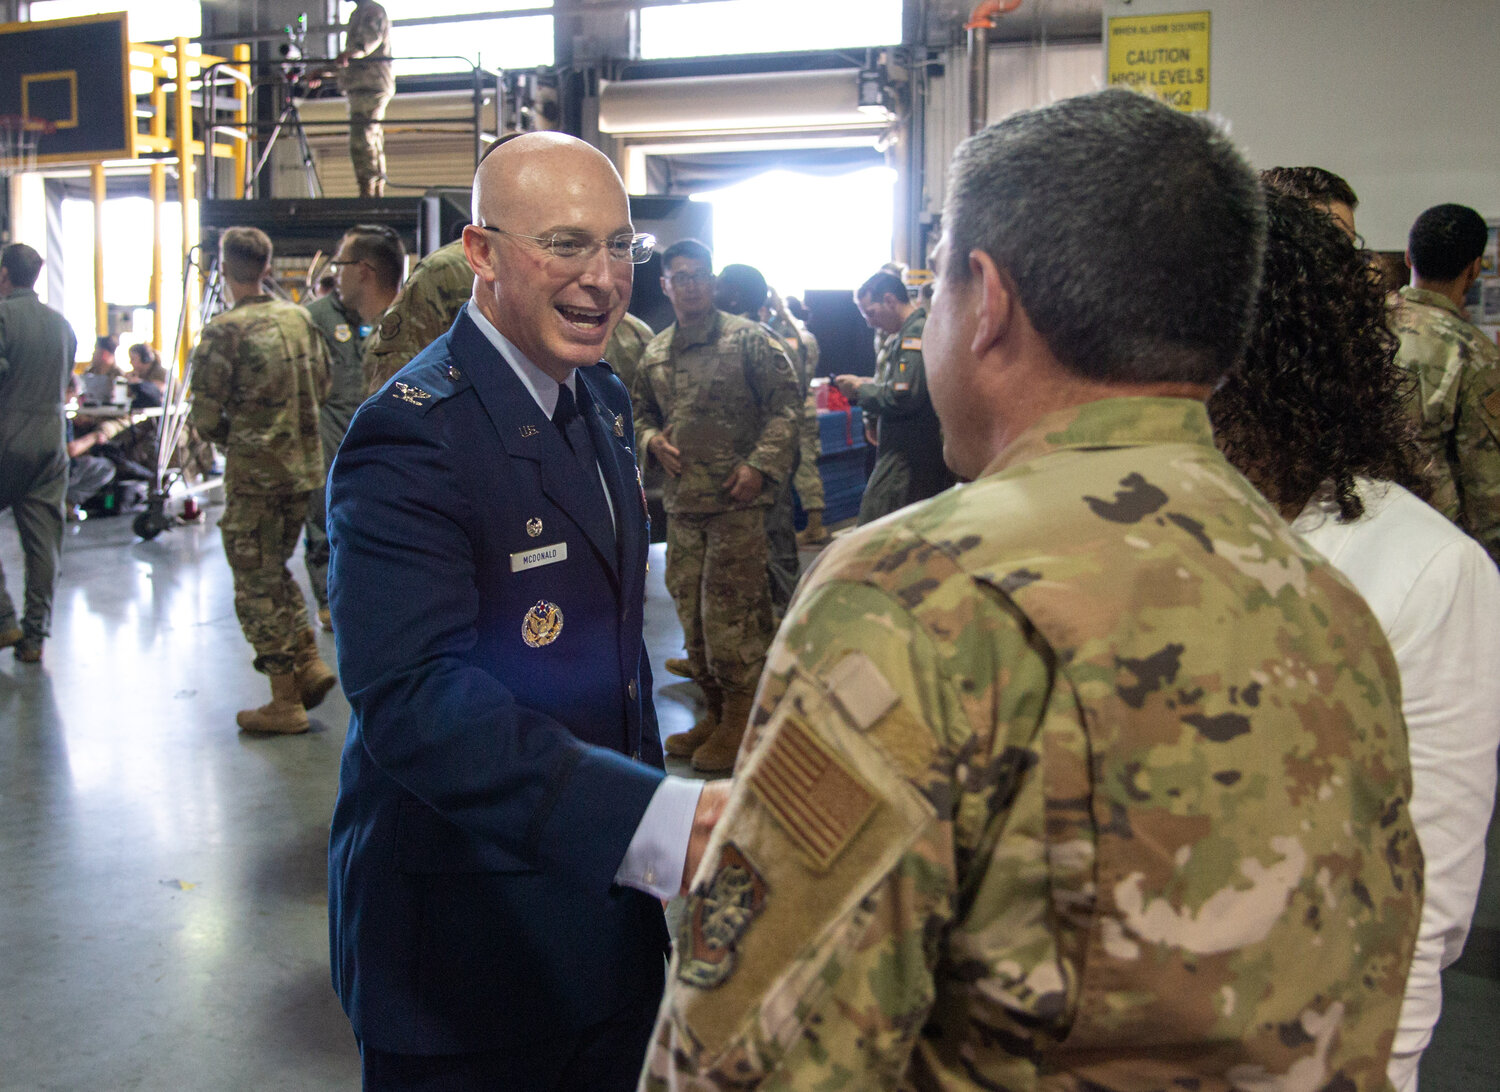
[
  {"xmin": 633, "ymin": 241, "xmax": 800, "ymax": 773},
  {"xmin": 1391, "ymin": 202, "xmax": 1500, "ymax": 566},
  {"xmin": 326, "ymin": 132, "xmax": 727, "ymax": 1091},
  {"xmin": 645, "ymin": 89, "xmax": 1421, "ymax": 1091},
  {"xmin": 337, "ymin": 0, "xmax": 394, "ymax": 198},
  {"xmin": 189, "ymin": 227, "xmax": 335, "ymax": 734},
  {"xmin": 836, "ymin": 270, "xmax": 955, "ymax": 524},
  {"xmin": 0, "ymin": 243, "xmax": 77, "ymax": 664},
  {"xmin": 304, "ymin": 224, "xmax": 404, "ymax": 629}
]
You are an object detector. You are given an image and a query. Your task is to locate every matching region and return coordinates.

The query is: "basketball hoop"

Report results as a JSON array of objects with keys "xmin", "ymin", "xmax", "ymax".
[{"xmin": 0, "ymin": 116, "xmax": 56, "ymax": 177}]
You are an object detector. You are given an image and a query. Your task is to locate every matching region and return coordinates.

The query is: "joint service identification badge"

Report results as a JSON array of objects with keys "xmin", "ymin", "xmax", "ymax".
[{"xmin": 521, "ymin": 600, "xmax": 564, "ymax": 647}]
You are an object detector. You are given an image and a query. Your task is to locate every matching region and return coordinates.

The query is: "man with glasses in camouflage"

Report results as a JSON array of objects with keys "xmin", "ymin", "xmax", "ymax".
[
  {"xmin": 632, "ymin": 241, "xmax": 801, "ymax": 774},
  {"xmin": 326, "ymin": 132, "xmax": 728, "ymax": 1091}
]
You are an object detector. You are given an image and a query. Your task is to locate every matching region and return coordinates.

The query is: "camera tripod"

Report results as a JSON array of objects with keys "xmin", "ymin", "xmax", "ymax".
[{"xmin": 249, "ymin": 92, "xmax": 323, "ymax": 199}]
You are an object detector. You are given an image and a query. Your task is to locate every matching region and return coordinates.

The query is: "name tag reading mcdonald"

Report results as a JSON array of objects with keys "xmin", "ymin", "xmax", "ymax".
[{"xmin": 511, "ymin": 542, "xmax": 568, "ymax": 572}]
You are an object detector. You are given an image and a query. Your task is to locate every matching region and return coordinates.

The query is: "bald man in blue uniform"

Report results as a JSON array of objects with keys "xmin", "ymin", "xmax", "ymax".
[{"xmin": 326, "ymin": 133, "xmax": 729, "ymax": 1090}]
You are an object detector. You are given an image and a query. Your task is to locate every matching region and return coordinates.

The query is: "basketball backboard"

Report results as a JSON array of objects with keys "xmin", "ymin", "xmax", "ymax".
[{"xmin": 0, "ymin": 12, "xmax": 133, "ymax": 165}]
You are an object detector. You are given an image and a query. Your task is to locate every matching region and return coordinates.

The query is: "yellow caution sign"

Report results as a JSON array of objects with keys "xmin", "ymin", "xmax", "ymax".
[{"xmin": 1106, "ymin": 10, "xmax": 1210, "ymax": 112}]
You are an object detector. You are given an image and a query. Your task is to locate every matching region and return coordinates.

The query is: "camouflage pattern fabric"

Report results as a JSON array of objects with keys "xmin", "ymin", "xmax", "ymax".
[
  {"xmin": 338, "ymin": 1, "xmax": 394, "ymax": 96},
  {"xmin": 188, "ymin": 295, "xmax": 330, "ymax": 496},
  {"xmin": 346, "ymin": 89, "xmax": 392, "ymax": 193},
  {"xmin": 604, "ymin": 311, "xmax": 655, "ymax": 397},
  {"xmin": 1391, "ymin": 285, "xmax": 1500, "ymax": 566},
  {"xmin": 362, "ymin": 240, "xmax": 472, "ymax": 395},
  {"xmin": 632, "ymin": 309, "xmax": 800, "ymax": 514},
  {"xmin": 305, "ymin": 293, "xmax": 368, "ymax": 609},
  {"xmin": 857, "ymin": 306, "xmax": 956, "ymax": 524},
  {"xmin": 767, "ymin": 315, "xmax": 826, "ymax": 509},
  {"xmin": 221, "ymin": 490, "xmax": 313, "ymax": 675},
  {"xmin": 646, "ymin": 397, "xmax": 1422, "ymax": 1091},
  {"xmin": 665, "ymin": 507, "xmax": 775, "ymax": 695}
]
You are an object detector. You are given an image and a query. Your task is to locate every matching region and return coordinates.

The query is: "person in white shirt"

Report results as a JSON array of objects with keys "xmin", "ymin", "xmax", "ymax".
[{"xmin": 1209, "ymin": 189, "xmax": 1500, "ymax": 1092}]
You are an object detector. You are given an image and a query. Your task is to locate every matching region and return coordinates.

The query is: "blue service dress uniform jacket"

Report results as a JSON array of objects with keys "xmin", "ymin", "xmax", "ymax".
[{"xmin": 326, "ymin": 310, "xmax": 669, "ymax": 1057}]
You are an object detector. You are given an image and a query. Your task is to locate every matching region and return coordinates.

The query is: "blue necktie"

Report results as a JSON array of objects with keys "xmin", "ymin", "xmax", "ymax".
[{"xmin": 553, "ymin": 383, "xmax": 615, "ymax": 548}]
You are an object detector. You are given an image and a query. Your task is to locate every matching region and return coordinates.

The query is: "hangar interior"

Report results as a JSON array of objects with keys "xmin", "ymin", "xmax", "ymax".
[{"xmin": 1, "ymin": 1, "xmax": 1498, "ymax": 1089}]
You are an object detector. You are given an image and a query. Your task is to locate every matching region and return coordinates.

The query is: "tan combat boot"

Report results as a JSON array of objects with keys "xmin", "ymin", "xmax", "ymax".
[
  {"xmin": 692, "ymin": 689, "xmax": 753, "ymax": 773},
  {"xmin": 796, "ymin": 508, "xmax": 831, "ymax": 547},
  {"xmin": 665, "ymin": 684, "xmax": 722, "ymax": 758},
  {"xmin": 237, "ymin": 673, "xmax": 310, "ymax": 734},
  {"xmin": 295, "ymin": 628, "xmax": 339, "ymax": 710}
]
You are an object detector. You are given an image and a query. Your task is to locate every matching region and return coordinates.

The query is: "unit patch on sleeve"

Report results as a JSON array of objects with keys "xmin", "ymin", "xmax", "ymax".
[
  {"xmin": 677, "ymin": 842, "xmax": 768, "ymax": 990},
  {"xmin": 748, "ymin": 715, "xmax": 877, "ymax": 871}
]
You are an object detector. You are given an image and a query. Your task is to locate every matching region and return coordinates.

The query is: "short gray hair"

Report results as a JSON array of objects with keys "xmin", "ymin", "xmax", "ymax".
[{"xmin": 943, "ymin": 89, "xmax": 1265, "ymax": 385}]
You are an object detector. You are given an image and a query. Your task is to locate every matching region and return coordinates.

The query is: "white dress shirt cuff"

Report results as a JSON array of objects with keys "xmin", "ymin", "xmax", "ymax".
[{"xmin": 615, "ymin": 775, "xmax": 704, "ymax": 899}]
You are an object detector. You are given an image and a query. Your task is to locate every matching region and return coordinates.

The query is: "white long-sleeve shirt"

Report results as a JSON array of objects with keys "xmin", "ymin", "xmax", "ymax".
[{"xmin": 1295, "ymin": 477, "xmax": 1500, "ymax": 1092}]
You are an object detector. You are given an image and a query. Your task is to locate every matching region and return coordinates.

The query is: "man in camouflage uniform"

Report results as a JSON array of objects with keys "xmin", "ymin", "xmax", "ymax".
[
  {"xmin": 190, "ymin": 228, "xmax": 334, "ymax": 734},
  {"xmin": 715, "ymin": 263, "xmax": 803, "ymax": 614},
  {"xmin": 1391, "ymin": 202, "xmax": 1500, "ymax": 567},
  {"xmin": 0, "ymin": 243, "xmax": 77, "ymax": 664},
  {"xmin": 646, "ymin": 90, "xmax": 1421, "ymax": 1091},
  {"xmin": 361, "ymin": 237, "xmax": 472, "ymax": 395},
  {"xmin": 837, "ymin": 269, "xmax": 955, "ymax": 525},
  {"xmin": 775, "ymin": 295, "xmax": 830, "ymax": 546},
  {"xmin": 633, "ymin": 240, "xmax": 800, "ymax": 773},
  {"xmin": 337, "ymin": 0, "xmax": 394, "ymax": 198},
  {"xmin": 305, "ymin": 224, "xmax": 404, "ymax": 628}
]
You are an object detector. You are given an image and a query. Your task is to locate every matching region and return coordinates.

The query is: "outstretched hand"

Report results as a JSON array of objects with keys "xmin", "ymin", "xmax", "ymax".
[{"xmin": 682, "ymin": 780, "xmax": 732, "ymax": 895}]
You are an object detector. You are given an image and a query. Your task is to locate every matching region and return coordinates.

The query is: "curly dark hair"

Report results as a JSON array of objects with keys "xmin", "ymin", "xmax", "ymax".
[{"xmin": 1209, "ymin": 190, "xmax": 1429, "ymax": 521}]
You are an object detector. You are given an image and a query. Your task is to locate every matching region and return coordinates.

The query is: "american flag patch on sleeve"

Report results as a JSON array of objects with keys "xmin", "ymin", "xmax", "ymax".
[{"xmin": 748, "ymin": 716, "xmax": 877, "ymax": 871}]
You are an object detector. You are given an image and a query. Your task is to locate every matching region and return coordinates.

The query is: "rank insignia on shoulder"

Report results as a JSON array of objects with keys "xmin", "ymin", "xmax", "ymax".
[
  {"xmin": 392, "ymin": 382, "xmax": 432, "ymax": 406},
  {"xmin": 521, "ymin": 600, "xmax": 564, "ymax": 647},
  {"xmin": 677, "ymin": 842, "xmax": 767, "ymax": 990},
  {"xmin": 519, "ymin": 424, "xmax": 540, "ymax": 438},
  {"xmin": 526, "ymin": 517, "xmax": 543, "ymax": 538},
  {"xmin": 334, "ymin": 323, "xmax": 353, "ymax": 343},
  {"xmin": 614, "ymin": 413, "xmax": 625, "ymax": 438},
  {"xmin": 900, "ymin": 337, "xmax": 922, "ymax": 351}
]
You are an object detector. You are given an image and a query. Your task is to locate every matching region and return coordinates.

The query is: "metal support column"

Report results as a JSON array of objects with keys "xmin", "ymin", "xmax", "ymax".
[
  {"xmin": 90, "ymin": 163, "xmax": 106, "ymax": 339},
  {"xmin": 173, "ymin": 36, "xmax": 197, "ymax": 367}
]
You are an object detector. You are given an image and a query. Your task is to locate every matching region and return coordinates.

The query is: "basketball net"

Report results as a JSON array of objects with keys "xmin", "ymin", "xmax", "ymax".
[{"xmin": 0, "ymin": 116, "xmax": 56, "ymax": 177}]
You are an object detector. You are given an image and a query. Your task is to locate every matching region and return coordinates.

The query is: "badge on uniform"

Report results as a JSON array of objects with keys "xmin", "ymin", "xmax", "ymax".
[
  {"xmin": 511, "ymin": 542, "xmax": 567, "ymax": 572},
  {"xmin": 526, "ymin": 517, "xmax": 543, "ymax": 538},
  {"xmin": 521, "ymin": 600, "xmax": 564, "ymax": 647},
  {"xmin": 392, "ymin": 382, "xmax": 432, "ymax": 407},
  {"xmin": 613, "ymin": 413, "xmax": 625, "ymax": 438},
  {"xmin": 519, "ymin": 424, "xmax": 540, "ymax": 438},
  {"xmin": 677, "ymin": 842, "xmax": 767, "ymax": 990},
  {"xmin": 900, "ymin": 336, "xmax": 922, "ymax": 351},
  {"xmin": 334, "ymin": 323, "xmax": 353, "ymax": 343}
]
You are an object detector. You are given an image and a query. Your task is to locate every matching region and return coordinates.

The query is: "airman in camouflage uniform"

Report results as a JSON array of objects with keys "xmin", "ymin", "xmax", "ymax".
[
  {"xmin": 647, "ymin": 90, "xmax": 1421, "ymax": 1092},
  {"xmin": 633, "ymin": 242, "xmax": 800, "ymax": 773},
  {"xmin": 337, "ymin": 0, "xmax": 394, "ymax": 198},
  {"xmin": 768, "ymin": 306, "xmax": 829, "ymax": 544},
  {"xmin": 605, "ymin": 311, "xmax": 656, "ymax": 396},
  {"xmin": 362, "ymin": 239, "xmax": 472, "ymax": 395},
  {"xmin": 190, "ymin": 228, "xmax": 333, "ymax": 734},
  {"xmin": 1391, "ymin": 284, "xmax": 1500, "ymax": 566}
]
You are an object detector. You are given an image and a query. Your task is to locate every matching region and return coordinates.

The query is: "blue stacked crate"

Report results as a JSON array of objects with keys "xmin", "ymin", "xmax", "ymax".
[{"xmin": 815, "ymin": 407, "xmax": 867, "ymax": 526}]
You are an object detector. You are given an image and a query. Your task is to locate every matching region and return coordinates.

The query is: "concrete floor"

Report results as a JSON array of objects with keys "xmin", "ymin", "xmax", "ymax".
[{"xmin": 1, "ymin": 499, "xmax": 1496, "ymax": 1090}]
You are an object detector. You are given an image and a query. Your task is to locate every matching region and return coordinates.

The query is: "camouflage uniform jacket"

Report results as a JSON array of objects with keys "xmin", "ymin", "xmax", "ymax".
[
  {"xmin": 306, "ymin": 292, "xmax": 367, "ymax": 457},
  {"xmin": 603, "ymin": 311, "xmax": 655, "ymax": 397},
  {"xmin": 189, "ymin": 295, "xmax": 330, "ymax": 495},
  {"xmin": 338, "ymin": 0, "xmax": 393, "ymax": 95},
  {"xmin": 633, "ymin": 309, "xmax": 800, "ymax": 514},
  {"xmin": 770, "ymin": 312, "xmax": 820, "ymax": 393},
  {"xmin": 1390, "ymin": 285, "xmax": 1500, "ymax": 566},
  {"xmin": 647, "ymin": 397, "xmax": 1422, "ymax": 1092},
  {"xmin": 362, "ymin": 240, "xmax": 472, "ymax": 395}
]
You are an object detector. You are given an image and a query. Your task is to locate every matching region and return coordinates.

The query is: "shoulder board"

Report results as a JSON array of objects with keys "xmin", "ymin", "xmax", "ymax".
[{"xmin": 382, "ymin": 360, "xmax": 465, "ymax": 414}]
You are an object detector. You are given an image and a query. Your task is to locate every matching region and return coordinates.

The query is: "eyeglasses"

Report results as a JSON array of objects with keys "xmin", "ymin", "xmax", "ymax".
[
  {"xmin": 479, "ymin": 227, "xmax": 656, "ymax": 265},
  {"xmin": 665, "ymin": 271, "xmax": 713, "ymax": 289}
]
